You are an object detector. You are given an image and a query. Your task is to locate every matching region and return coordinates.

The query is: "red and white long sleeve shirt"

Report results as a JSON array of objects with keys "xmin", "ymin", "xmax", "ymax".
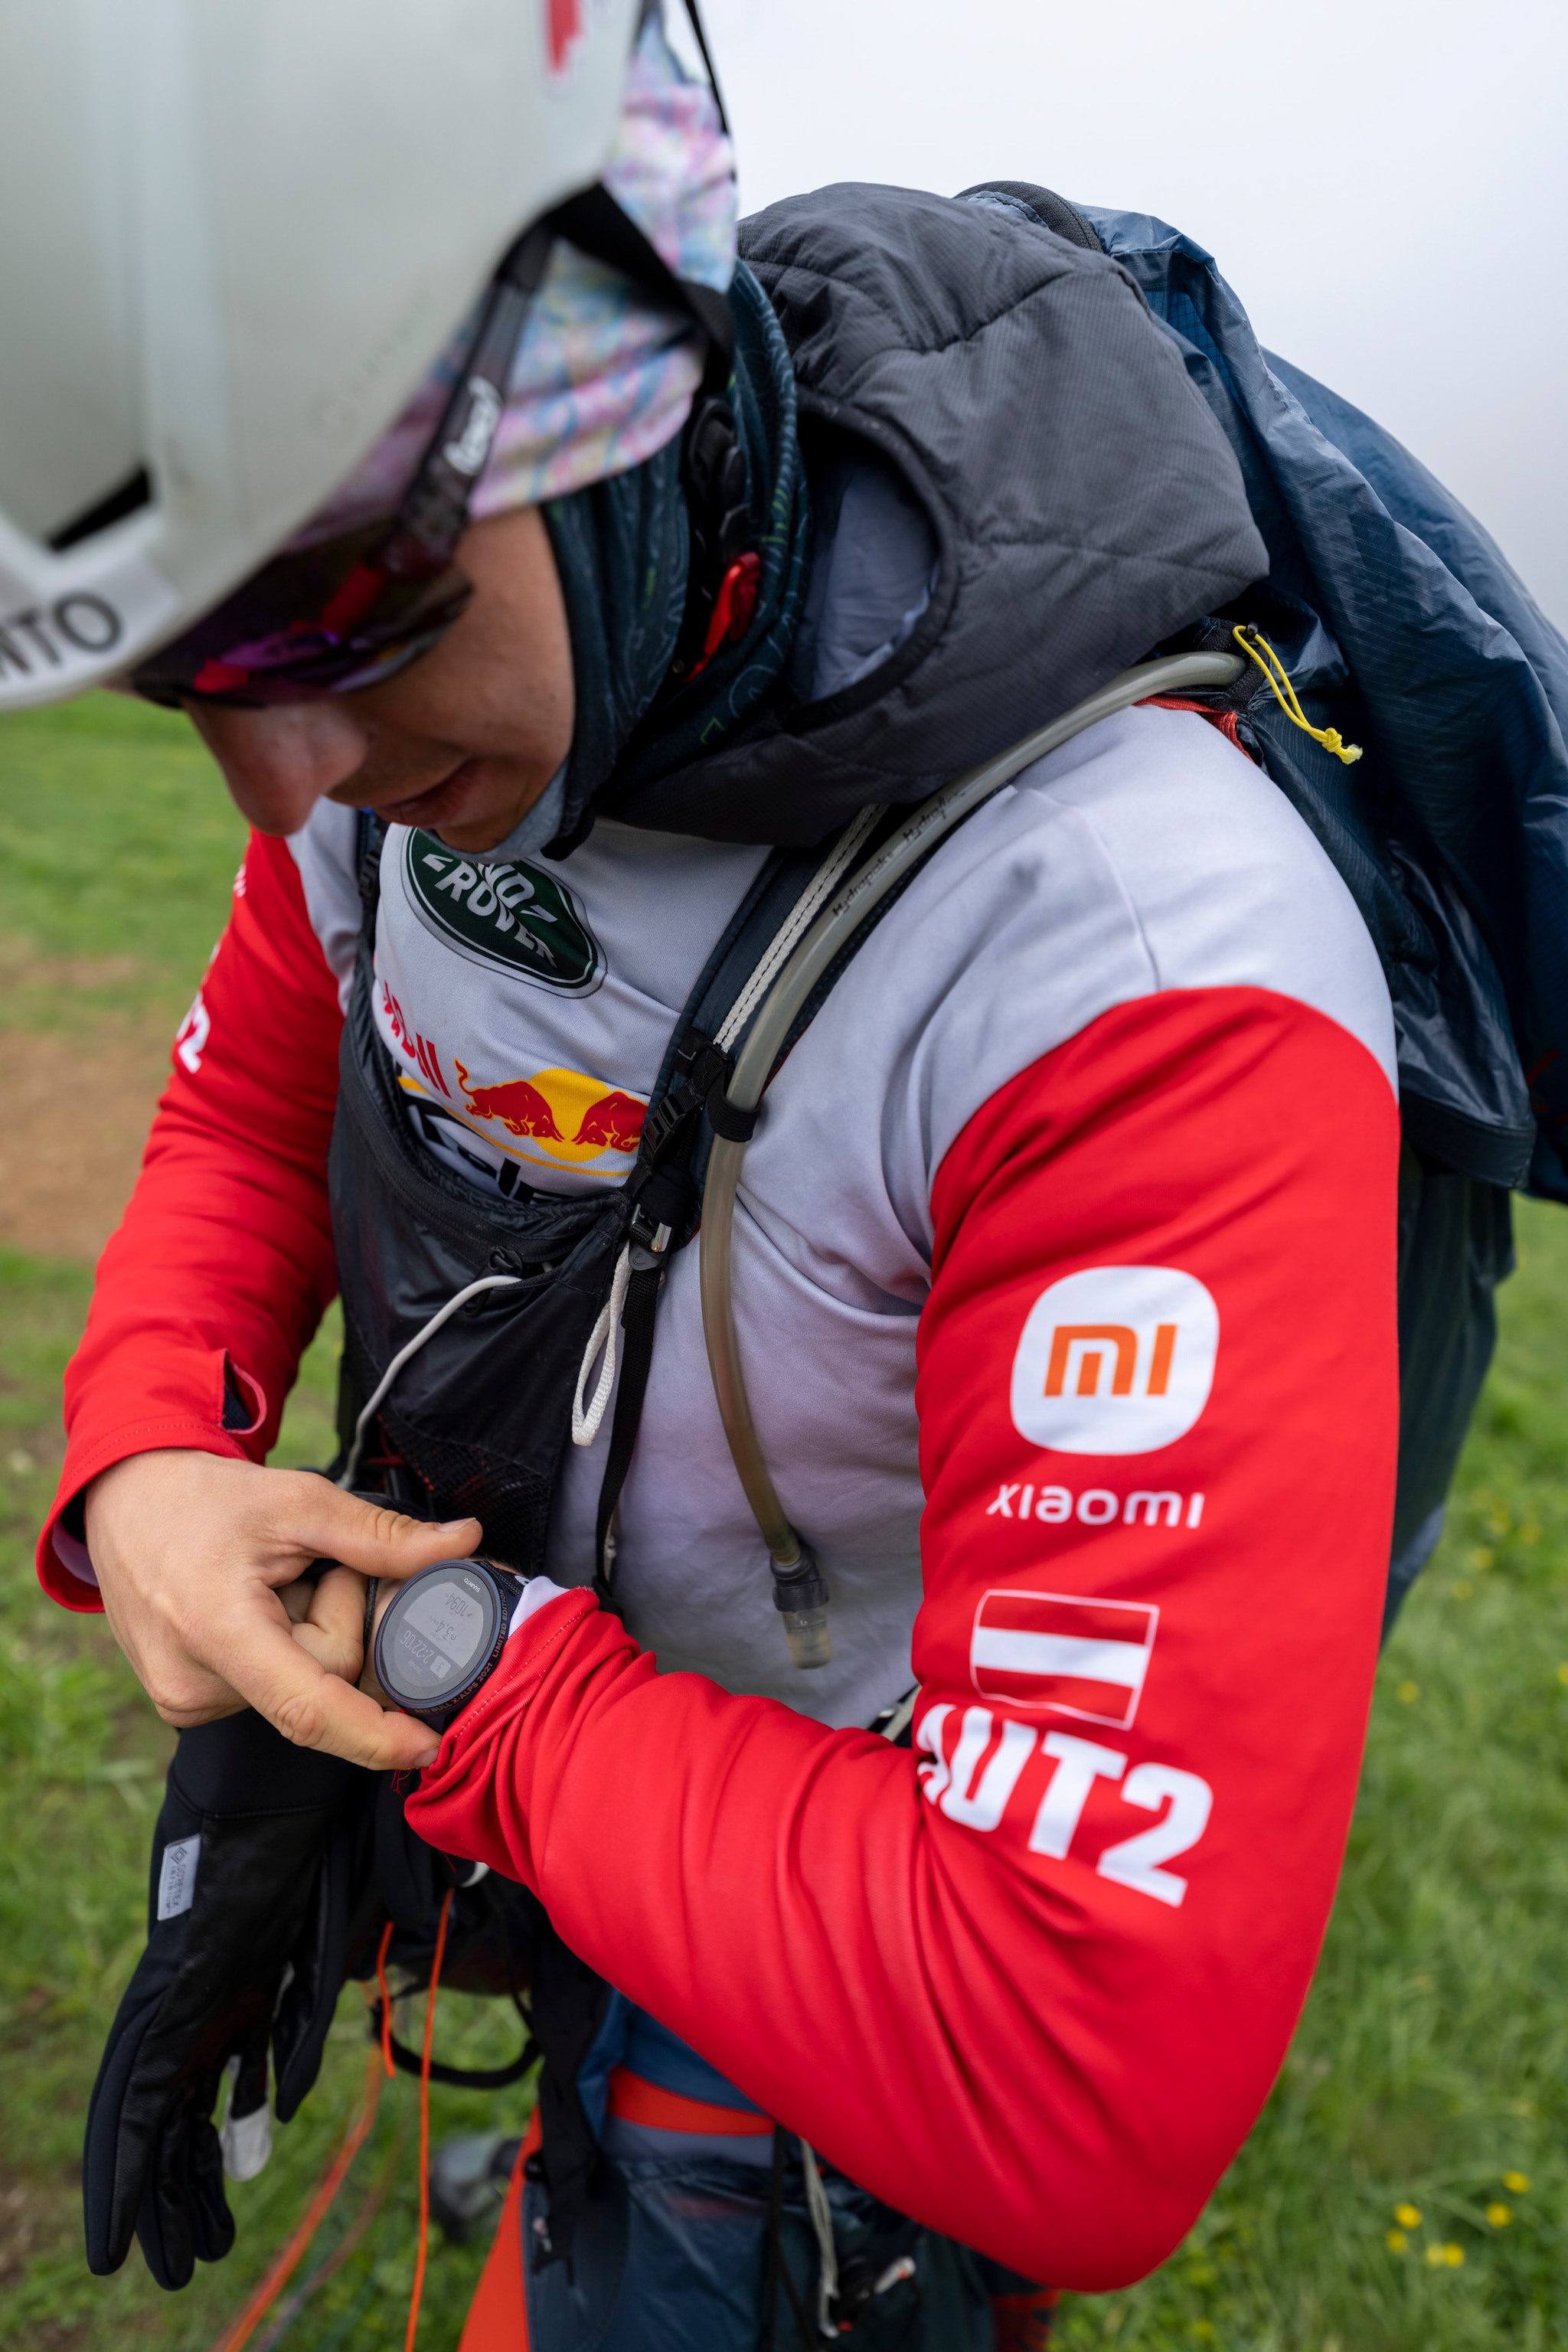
[{"xmin": 42, "ymin": 701, "xmax": 1399, "ymax": 2285}]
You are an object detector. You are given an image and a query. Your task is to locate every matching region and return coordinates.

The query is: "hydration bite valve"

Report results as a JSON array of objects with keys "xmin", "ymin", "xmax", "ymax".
[{"xmin": 771, "ymin": 1540, "xmax": 831, "ymax": 1671}]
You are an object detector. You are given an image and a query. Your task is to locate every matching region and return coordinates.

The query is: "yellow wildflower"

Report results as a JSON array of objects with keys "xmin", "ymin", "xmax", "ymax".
[
  {"xmin": 1386, "ymin": 2229, "xmax": 1407, "ymax": 2253},
  {"xmin": 1502, "ymin": 2171, "xmax": 1530, "ymax": 2193},
  {"xmin": 1393, "ymin": 2203, "xmax": 1422, "ymax": 2228},
  {"xmin": 1396, "ymin": 1681, "xmax": 1420, "ymax": 1704},
  {"xmin": 1486, "ymin": 2203, "xmax": 1511, "ymax": 2227},
  {"xmin": 1444, "ymin": 2244, "xmax": 1465, "ymax": 2267}
]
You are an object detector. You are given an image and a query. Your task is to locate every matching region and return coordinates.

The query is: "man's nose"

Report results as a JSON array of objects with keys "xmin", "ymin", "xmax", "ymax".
[{"xmin": 188, "ymin": 701, "xmax": 370, "ymax": 835}]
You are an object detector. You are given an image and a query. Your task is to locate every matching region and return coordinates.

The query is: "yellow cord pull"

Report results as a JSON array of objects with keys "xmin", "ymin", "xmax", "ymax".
[{"xmin": 1232, "ymin": 624, "xmax": 1363, "ymax": 765}]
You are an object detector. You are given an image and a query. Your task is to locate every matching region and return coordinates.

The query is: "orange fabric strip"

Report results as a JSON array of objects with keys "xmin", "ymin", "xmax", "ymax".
[
  {"xmin": 456, "ymin": 2111, "xmax": 540, "ymax": 2352},
  {"xmin": 607, "ymin": 2066, "xmax": 773, "ymax": 2137}
]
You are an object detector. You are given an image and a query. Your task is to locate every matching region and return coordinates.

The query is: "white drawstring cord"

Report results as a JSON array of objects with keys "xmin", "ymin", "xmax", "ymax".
[
  {"xmin": 571, "ymin": 1243, "xmax": 632, "ymax": 1448},
  {"xmin": 336, "ymin": 1272, "xmax": 523, "ymax": 1491},
  {"xmin": 799, "ymin": 2138, "xmax": 841, "ymax": 2337}
]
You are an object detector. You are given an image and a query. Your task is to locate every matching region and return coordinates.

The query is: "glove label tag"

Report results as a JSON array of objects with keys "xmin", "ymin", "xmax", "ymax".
[{"xmin": 156, "ymin": 1833, "xmax": 201, "ymax": 1921}]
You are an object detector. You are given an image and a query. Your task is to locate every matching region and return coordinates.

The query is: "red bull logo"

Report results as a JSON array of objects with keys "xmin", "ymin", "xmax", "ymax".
[
  {"xmin": 448, "ymin": 1060, "xmax": 647, "ymax": 1166},
  {"xmin": 571, "ymin": 1090, "xmax": 647, "ymax": 1152}
]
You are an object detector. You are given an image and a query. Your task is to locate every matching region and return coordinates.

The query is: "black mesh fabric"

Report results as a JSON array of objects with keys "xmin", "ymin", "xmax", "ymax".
[{"xmin": 380, "ymin": 1408, "xmax": 557, "ymax": 1578}]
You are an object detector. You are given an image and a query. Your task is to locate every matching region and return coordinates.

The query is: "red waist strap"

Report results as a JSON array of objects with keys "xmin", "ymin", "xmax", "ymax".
[{"xmin": 606, "ymin": 2066, "xmax": 774, "ymax": 2138}]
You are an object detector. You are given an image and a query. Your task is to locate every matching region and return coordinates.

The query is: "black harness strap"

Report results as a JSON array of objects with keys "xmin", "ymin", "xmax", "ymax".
[
  {"xmin": 592, "ymin": 1259, "xmax": 663, "ymax": 1596},
  {"xmin": 582, "ymin": 808, "xmax": 959, "ymax": 1602},
  {"xmin": 762, "ymin": 2127, "xmax": 819, "ymax": 2351},
  {"xmin": 371, "ymin": 2007, "xmax": 537, "ymax": 2092},
  {"xmin": 578, "ymin": 839, "xmax": 857, "ymax": 1593}
]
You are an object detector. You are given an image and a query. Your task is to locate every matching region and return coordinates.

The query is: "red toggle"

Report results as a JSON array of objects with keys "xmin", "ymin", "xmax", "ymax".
[
  {"xmin": 991, "ymin": 2288, "xmax": 1061, "ymax": 2351},
  {"xmin": 319, "ymin": 560, "xmax": 389, "ymax": 636},
  {"xmin": 689, "ymin": 550, "xmax": 761, "ymax": 680},
  {"xmin": 192, "ymin": 659, "xmax": 252, "ymax": 694}
]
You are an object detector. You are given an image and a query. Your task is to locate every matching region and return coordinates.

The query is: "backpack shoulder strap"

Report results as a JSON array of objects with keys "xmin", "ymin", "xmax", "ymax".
[{"xmin": 591, "ymin": 808, "xmax": 894, "ymax": 1590}]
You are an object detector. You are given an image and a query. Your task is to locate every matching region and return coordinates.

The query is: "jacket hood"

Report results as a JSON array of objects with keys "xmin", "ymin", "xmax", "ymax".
[{"xmin": 604, "ymin": 181, "xmax": 1268, "ymax": 843}]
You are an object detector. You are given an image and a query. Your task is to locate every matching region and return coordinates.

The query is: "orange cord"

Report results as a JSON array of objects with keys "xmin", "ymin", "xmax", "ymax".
[
  {"xmin": 404, "ymin": 1886, "xmax": 453, "ymax": 2352},
  {"xmin": 375, "ymin": 1916, "xmax": 397, "ymax": 2079},
  {"xmin": 250, "ymin": 2116, "xmax": 409, "ymax": 2352},
  {"xmin": 210, "ymin": 2037, "xmax": 384, "ymax": 2352},
  {"xmin": 211, "ymin": 1911, "xmax": 451, "ymax": 2352}
]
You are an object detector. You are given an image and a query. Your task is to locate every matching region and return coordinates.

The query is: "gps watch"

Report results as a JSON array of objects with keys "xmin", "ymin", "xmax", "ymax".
[{"xmin": 371, "ymin": 1556, "xmax": 528, "ymax": 1733}]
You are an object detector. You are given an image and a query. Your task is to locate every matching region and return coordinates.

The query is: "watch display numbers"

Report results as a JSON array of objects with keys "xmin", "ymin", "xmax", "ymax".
[
  {"xmin": 404, "ymin": 1578, "xmax": 485, "ymax": 1668},
  {"xmin": 387, "ymin": 1570, "xmax": 495, "ymax": 1703},
  {"xmin": 396, "ymin": 1621, "xmax": 455, "ymax": 1682},
  {"xmin": 377, "ymin": 1560, "xmax": 510, "ymax": 1719}
]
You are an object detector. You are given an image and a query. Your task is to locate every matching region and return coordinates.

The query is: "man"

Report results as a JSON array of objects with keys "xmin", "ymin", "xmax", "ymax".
[{"xmin": 14, "ymin": 5, "xmax": 1431, "ymax": 2344}]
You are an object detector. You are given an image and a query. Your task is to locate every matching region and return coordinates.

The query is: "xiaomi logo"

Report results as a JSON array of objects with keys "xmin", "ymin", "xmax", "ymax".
[{"xmin": 1011, "ymin": 1267, "xmax": 1219, "ymax": 1455}]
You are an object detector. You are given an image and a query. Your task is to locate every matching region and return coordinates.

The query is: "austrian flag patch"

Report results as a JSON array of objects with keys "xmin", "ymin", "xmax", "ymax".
[{"xmin": 970, "ymin": 1589, "xmax": 1158, "ymax": 1729}]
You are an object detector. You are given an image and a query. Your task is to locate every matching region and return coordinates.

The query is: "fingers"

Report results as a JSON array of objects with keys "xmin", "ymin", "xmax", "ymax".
[
  {"xmin": 266, "ymin": 1475, "xmax": 482, "ymax": 1590},
  {"xmin": 148, "ymin": 1687, "xmax": 253, "ymax": 1730},
  {"xmin": 279, "ymin": 1576, "xmax": 315, "ymax": 1625},
  {"xmin": 80, "ymin": 1451, "xmax": 469, "ymax": 1763},
  {"xmin": 289, "ymin": 1566, "xmax": 367, "ymax": 1682},
  {"xmin": 220, "ymin": 1607, "xmax": 439, "ymax": 1771}
]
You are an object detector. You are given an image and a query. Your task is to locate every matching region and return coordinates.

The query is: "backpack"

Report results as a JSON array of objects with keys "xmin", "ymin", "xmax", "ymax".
[{"xmin": 962, "ymin": 184, "xmax": 1568, "ymax": 1622}]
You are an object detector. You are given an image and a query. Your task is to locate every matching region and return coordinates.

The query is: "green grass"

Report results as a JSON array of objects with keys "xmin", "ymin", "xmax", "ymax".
[
  {"xmin": 0, "ymin": 700, "xmax": 528, "ymax": 2350},
  {"xmin": 0, "ymin": 1263, "xmax": 531, "ymax": 2352},
  {"xmin": 4, "ymin": 696, "xmax": 1568, "ymax": 2347},
  {"xmin": 0, "ymin": 694, "xmax": 245, "ymax": 1034}
]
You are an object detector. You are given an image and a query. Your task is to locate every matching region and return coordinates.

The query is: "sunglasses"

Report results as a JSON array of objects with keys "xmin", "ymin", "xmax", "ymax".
[{"xmin": 131, "ymin": 185, "xmax": 735, "ymax": 710}]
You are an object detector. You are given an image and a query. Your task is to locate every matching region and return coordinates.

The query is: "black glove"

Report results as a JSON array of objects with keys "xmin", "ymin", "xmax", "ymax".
[{"xmin": 83, "ymin": 1712, "xmax": 370, "ymax": 2288}]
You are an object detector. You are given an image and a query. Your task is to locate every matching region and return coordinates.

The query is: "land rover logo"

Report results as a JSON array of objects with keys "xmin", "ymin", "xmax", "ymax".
[{"xmin": 403, "ymin": 834, "xmax": 604, "ymax": 994}]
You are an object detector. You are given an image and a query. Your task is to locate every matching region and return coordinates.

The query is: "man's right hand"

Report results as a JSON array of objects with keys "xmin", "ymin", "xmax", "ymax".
[{"xmin": 83, "ymin": 1450, "xmax": 483, "ymax": 1772}]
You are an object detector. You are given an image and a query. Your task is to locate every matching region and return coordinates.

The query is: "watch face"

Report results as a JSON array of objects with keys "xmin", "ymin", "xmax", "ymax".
[{"xmin": 381, "ymin": 1563, "xmax": 498, "ymax": 1710}]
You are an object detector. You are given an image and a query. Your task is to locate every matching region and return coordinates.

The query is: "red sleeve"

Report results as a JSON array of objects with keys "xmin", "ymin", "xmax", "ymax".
[
  {"xmin": 38, "ymin": 831, "xmax": 345, "ymax": 1609},
  {"xmin": 406, "ymin": 985, "xmax": 1400, "ymax": 2287}
]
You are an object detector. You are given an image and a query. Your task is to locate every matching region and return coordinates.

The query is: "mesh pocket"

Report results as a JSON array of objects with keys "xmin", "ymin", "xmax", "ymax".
[{"xmin": 382, "ymin": 1411, "xmax": 557, "ymax": 1577}]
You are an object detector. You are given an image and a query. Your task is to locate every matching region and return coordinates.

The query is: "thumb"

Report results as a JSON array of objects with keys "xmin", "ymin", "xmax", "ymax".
[{"xmin": 279, "ymin": 1476, "xmax": 485, "ymax": 1589}]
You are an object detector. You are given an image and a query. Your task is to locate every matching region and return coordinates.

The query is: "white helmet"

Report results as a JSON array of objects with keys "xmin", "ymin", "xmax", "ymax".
[{"xmin": 0, "ymin": 0, "xmax": 642, "ymax": 709}]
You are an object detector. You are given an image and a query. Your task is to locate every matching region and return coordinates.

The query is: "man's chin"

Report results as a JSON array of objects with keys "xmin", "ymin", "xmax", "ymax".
[
  {"xmin": 351, "ymin": 758, "xmax": 547, "ymax": 850},
  {"xmin": 371, "ymin": 767, "xmax": 529, "ymax": 847},
  {"xmin": 361, "ymin": 758, "xmax": 482, "ymax": 835},
  {"xmin": 428, "ymin": 780, "xmax": 556, "ymax": 854}
]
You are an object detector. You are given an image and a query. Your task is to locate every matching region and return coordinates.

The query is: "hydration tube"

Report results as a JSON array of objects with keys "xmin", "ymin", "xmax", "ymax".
[{"xmin": 699, "ymin": 650, "xmax": 1246, "ymax": 1670}]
